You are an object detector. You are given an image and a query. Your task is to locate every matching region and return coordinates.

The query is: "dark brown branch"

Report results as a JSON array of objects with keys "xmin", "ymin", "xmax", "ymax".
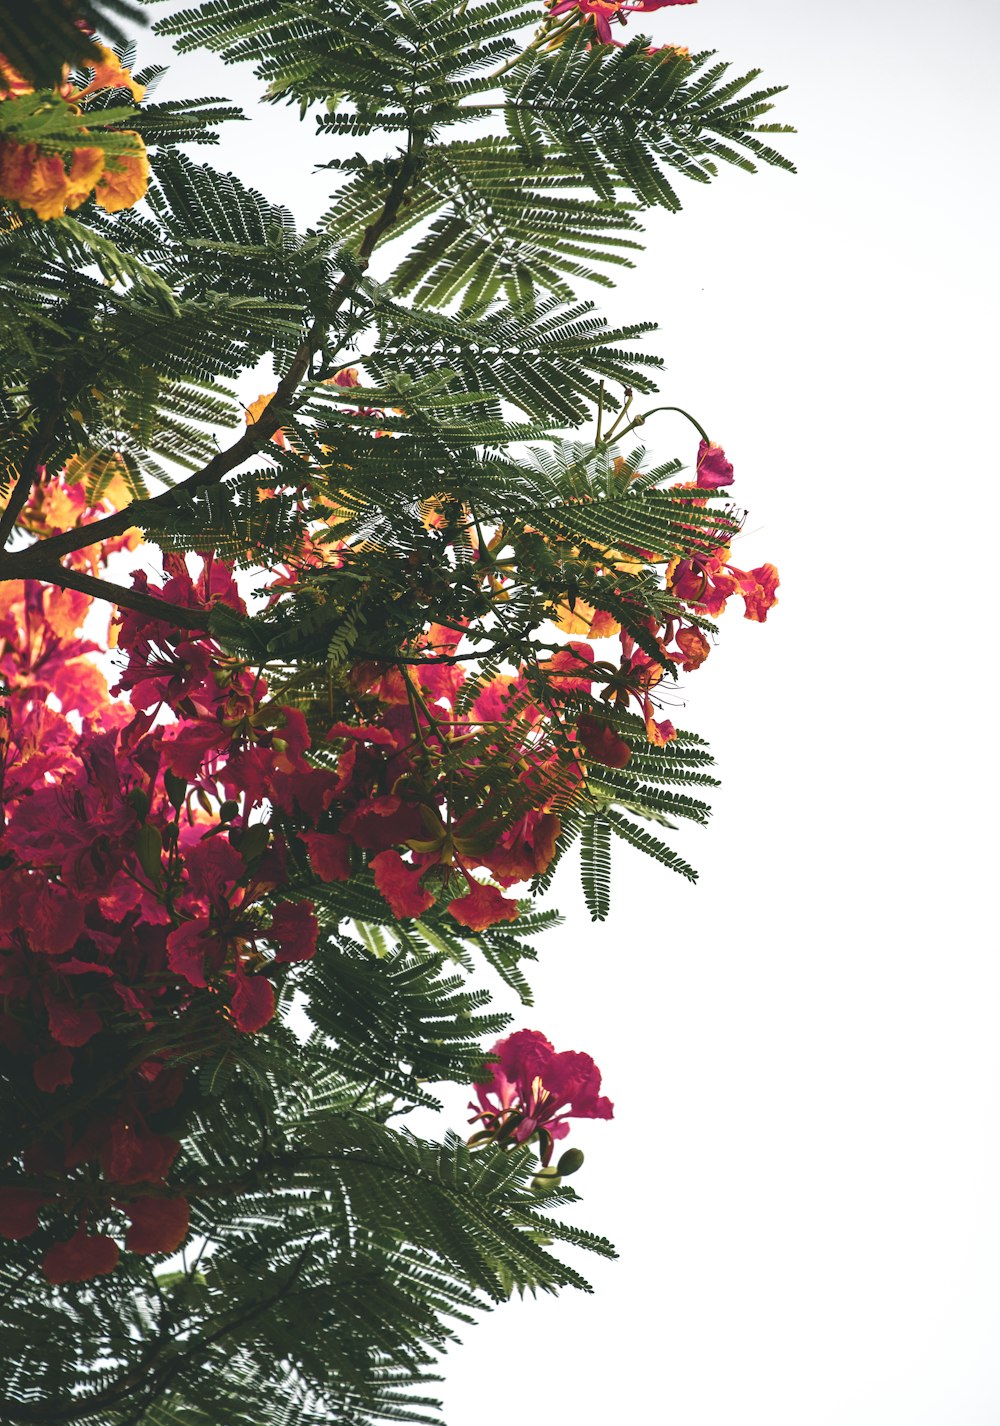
[
  {"xmin": 0, "ymin": 407, "xmax": 61, "ymax": 551},
  {"xmin": 0, "ymin": 152, "xmax": 422, "ymax": 588},
  {"xmin": 26, "ymin": 561, "xmax": 212, "ymax": 631}
]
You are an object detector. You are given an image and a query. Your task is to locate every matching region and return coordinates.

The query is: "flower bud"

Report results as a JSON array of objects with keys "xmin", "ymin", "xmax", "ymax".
[
  {"xmin": 163, "ymin": 769, "xmax": 187, "ymax": 810},
  {"xmin": 531, "ymin": 1168, "xmax": 562, "ymax": 1192},
  {"xmin": 556, "ymin": 1147, "xmax": 585, "ymax": 1177},
  {"xmin": 135, "ymin": 824, "xmax": 163, "ymax": 882},
  {"xmin": 219, "ymin": 799, "xmax": 239, "ymax": 822},
  {"xmin": 125, "ymin": 788, "xmax": 150, "ymax": 822}
]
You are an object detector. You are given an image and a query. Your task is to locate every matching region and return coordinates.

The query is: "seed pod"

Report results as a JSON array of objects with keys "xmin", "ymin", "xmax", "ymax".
[
  {"xmin": 163, "ymin": 770, "xmax": 187, "ymax": 811},
  {"xmin": 135, "ymin": 824, "xmax": 163, "ymax": 881}
]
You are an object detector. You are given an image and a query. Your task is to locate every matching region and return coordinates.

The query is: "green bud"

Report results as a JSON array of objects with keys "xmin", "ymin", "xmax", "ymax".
[
  {"xmin": 531, "ymin": 1168, "xmax": 562, "ymax": 1192},
  {"xmin": 556, "ymin": 1148, "xmax": 585, "ymax": 1177},
  {"xmin": 163, "ymin": 769, "xmax": 187, "ymax": 811},
  {"xmin": 196, "ymin": 788, "xmax": 214, "ymax": 815},
  {"xmin": 126, "ymin": 788, "xmax": 150, "ymax": 822},
  {"xmin": 135, "ymin": 824, "xmax": 163, "ymax": 882},
  {"xmin": 219, "ymin": 799, "xmax": 239, "ymax": 823}
]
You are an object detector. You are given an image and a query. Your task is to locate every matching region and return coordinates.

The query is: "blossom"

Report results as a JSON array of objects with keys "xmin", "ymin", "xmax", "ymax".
[
  {"xmin": 371, "ymin": 849, "xmax": 435, "ymax": 919},
  {"xmin": 576, "ymin": 714, "xmax": 632, "ymax": 768},
  {"xmin": 0, "ymin": 1188, "xmax": 49, "ymax": 1241},
  {"xmin": 696, "ymin": 440, "xmax": 735, "ymax": 489},
  {"xmin": 0, "ymin": 140, "xmax": 104, "ymax": 220},
  {"xmin": 548, "ymin": 0, "xmax": 695, "ymax": 43},
  {"xmin": 94, "ymin": 135, "xmax": 149, "ymax": 213},
  {"xmin": 42, "ymin": 1228, "xmax": 120, "ymax": 1285},
  {"xmin": 447, "ymin": 879, "xmax": 519, "ymax": 932},
  {"xmin": 469, "ymin": 1029, "xmax": 613, "ymax": 1164},
  {"xmin": 740, "ymin": 562, "xmax": 780, "ymax": 622},
  {"xmin": 229, "ymin": 969, "xmax": 276, "ymax": 1033},
  {"xmin": 268, "ymin": 900, "xmax": 319, "ymax": 963},
  {"xmin": 122, "ymin": 1196, "xmax": 190, "ymax": 1255}
]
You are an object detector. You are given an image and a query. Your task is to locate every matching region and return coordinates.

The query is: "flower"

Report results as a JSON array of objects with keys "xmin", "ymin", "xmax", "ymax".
[
  {"xmin": 42, "ymin": 1227, "xmax": 120, "ymax": 1285},
  {"xmin": 447, "ymin": 879, "xmax": 519, "ymax": 932},
  {"xmin": 547, "ymin": 0, "xmax": 696, "ymax": 44},
  {"xmin": 371, "ymin": 849, "xmax": 435, "ymax": 919},
  {"xmin": 469, "ymin": 1029, "xmax": 613, "ymax": 1164},
  {"xmin": 696, "ymin": 439, "xmax": 735, "ymax": 489},
  {"xmin": 122, "ymin": 1196, "xmax": 190, "ymax": 1255},
  {"xmin": 0, "ymin": 140, "xmax": 104, "ymax": 220},
  {"xmin": 94, "ymin": 134, "xmax": 149, "ymax": 213}
]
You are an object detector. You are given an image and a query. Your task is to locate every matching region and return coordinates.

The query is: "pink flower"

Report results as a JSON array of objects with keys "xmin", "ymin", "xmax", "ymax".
[
  {"xmin": 696, "ymin": 440, "xmax": 735, "ymax": 489},
  {"xmin": 470, "ymin": 1029, "xmax": 613, "ymax": 1164}
]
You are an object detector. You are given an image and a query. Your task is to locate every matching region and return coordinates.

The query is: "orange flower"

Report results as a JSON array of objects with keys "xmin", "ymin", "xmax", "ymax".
[
  {"xmin": 0, "ymin": 55, "xmax": 35, "ymax": 99},
  {"xmin": 245, "ymin": 392, "xmax": 287, "ymax": 448},
  {"xmin": 0, "ymin": 139, "xmax": 104, "ymax": 220},
  {"xmin": 70, "ymin": 45, "xmax": 145, "ymax": 104},
  {"xmin": 94, "ymin": 133, "xmax": 149, "ymax": 212}
]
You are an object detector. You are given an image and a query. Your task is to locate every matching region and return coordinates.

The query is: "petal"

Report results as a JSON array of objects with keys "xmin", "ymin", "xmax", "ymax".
[{"xmin": 123, "ymin": 1196, "xmax": 190, "ymax": 1255}]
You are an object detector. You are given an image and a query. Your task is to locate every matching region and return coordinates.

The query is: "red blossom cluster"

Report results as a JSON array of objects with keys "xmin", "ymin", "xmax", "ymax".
[
  {"xmin": 0, "ymin": 427, "xmax": 775, "ymax": 1281},
  {"xmin": 469, "ymin": 1028, "xmax": 613, "ymax": 1166},
  {"xmin": 547, "ymin": 0, "xmax": 695, "ymax": 49}
]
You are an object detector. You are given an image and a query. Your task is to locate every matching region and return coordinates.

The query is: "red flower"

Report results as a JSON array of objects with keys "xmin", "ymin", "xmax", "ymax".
[
  {"xmin": 100, "ymin": 1120, "xmax": 179, "ymax": 1185},
  {"xmin": 675, "ymin": 624, "xmax": 711, "ymax": 671},
  {"xmin": 576, "ymin": 714, "xmax": 631, "ymax": 768},
  {"xmin": 299, "ymin": 831, "xmax": 352, "ymax": 882},
  {"xmin": 33, "ymin": 1044, "xmax": 74, "ymax": 1093},
  {"xmin": 268, "ymin": 900, "xmax": 318, "ymax": 963},
  {"xmin": 20, "ymin": 880, "xmax": 85, "ymax": 955},
  {"xmin": 696, "ymin": 440, "xmax": 735, "ymax": 489},
  {"xmin": 371, "ymin": 850, "xmax": 435, "ymax": 919},
  {"xmin": 740, "ymin": 562, "xmax": 780, "ymax": 622},
  {"xmin": 447, "ymin": 880, "xmax": 519, "ymax": 932},
  {"xmin": 229, "ymin": 970, "xmax": 276, "ymax": 1033},
  {"xmin": 0, "ymin": 1188, "xmax": 49, "ymax": 1240},
  {"xmin": 470, "ymin": 1029, "xmax": 613, "ymax": 1164},
  {"xmin": 42, "ymin": 1228, "xmax": 120, "ymax": 1285},
  {"xmin": 166, "ymin": 919, "xmax": 211, "ymax": 988},
  {"xmin": 122, "ymin": 1195, "xmax": 190, "ymax": 1255}
]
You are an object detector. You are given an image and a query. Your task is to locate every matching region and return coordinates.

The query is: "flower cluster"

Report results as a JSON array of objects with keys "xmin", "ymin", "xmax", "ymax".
[
  {"xmin": 0, "ymin": 47, "xmax": 149, "ymax": 220},
  {"xmin": 0, "ymin": 416, "xmax": 774, "ymax": 1279},
  {"xmin": 469, "ymin": 1029, "xmax": 613, "ymax": 1167},
  {"xmin": 547, "ymin": 0, "xmax": 695, "ymax": 49}
]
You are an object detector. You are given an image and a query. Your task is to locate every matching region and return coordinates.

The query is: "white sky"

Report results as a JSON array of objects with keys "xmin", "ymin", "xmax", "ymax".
[{"xmin": 131, "ymin": 2, "xmax": 1000, "ymax": 1421}]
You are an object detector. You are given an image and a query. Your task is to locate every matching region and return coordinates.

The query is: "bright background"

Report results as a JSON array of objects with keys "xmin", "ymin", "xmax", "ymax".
[{"xmin": 136, "ymin": 2, "xmax": 1000, "ymax": 1421}]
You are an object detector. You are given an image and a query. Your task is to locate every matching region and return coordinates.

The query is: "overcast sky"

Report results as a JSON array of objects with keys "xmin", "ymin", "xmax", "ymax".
[{"xmin": 135, "ymin": 2, "xmax": 1000, "ymax": 1421}]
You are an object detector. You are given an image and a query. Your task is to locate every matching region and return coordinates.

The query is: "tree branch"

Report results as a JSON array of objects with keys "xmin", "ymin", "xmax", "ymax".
[
  {"xmin": 26, "ymin": 561, "xmax": 211, "ymax": 631},
  {"xmin": 0, "ymin": 407, "xmax": 61, "ymax": 551},
  {"xmin": 0, "ymin": 153, "xmax": 423, "ymax": 587}
]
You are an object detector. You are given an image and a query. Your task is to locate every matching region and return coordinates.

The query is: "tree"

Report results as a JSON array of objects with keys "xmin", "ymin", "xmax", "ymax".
[{"xmin": 0, "ymin": 0, "xmax": 790, "ymax": 1419}]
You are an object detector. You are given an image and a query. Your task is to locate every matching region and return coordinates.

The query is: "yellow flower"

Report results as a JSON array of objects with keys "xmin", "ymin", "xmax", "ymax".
[
  {"xmin": 94, "ymin": 133, "xmax": 149, "ymax": 213},
  {"xmin": 0, "ymin": 139, "xmax": 104, "ymax": 220}
]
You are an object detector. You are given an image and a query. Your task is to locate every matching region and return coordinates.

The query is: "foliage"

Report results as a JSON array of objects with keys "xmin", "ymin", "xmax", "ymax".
[{"xmin": 0, "ymin": 0, "xmax": 789, "ymax": 1418}]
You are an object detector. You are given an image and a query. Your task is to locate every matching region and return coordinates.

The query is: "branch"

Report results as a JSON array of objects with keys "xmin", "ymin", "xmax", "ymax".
[
  {"xmin": 0, "ymin": 153, "xmax": 424, "ymax": 586},
  {"xmin": 25, "ymin": 561, "xmax": 211, "ymax": 631},
  {"xmin": 0, "ymin": 407, "xmax": 61, "ymax": 551}
]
